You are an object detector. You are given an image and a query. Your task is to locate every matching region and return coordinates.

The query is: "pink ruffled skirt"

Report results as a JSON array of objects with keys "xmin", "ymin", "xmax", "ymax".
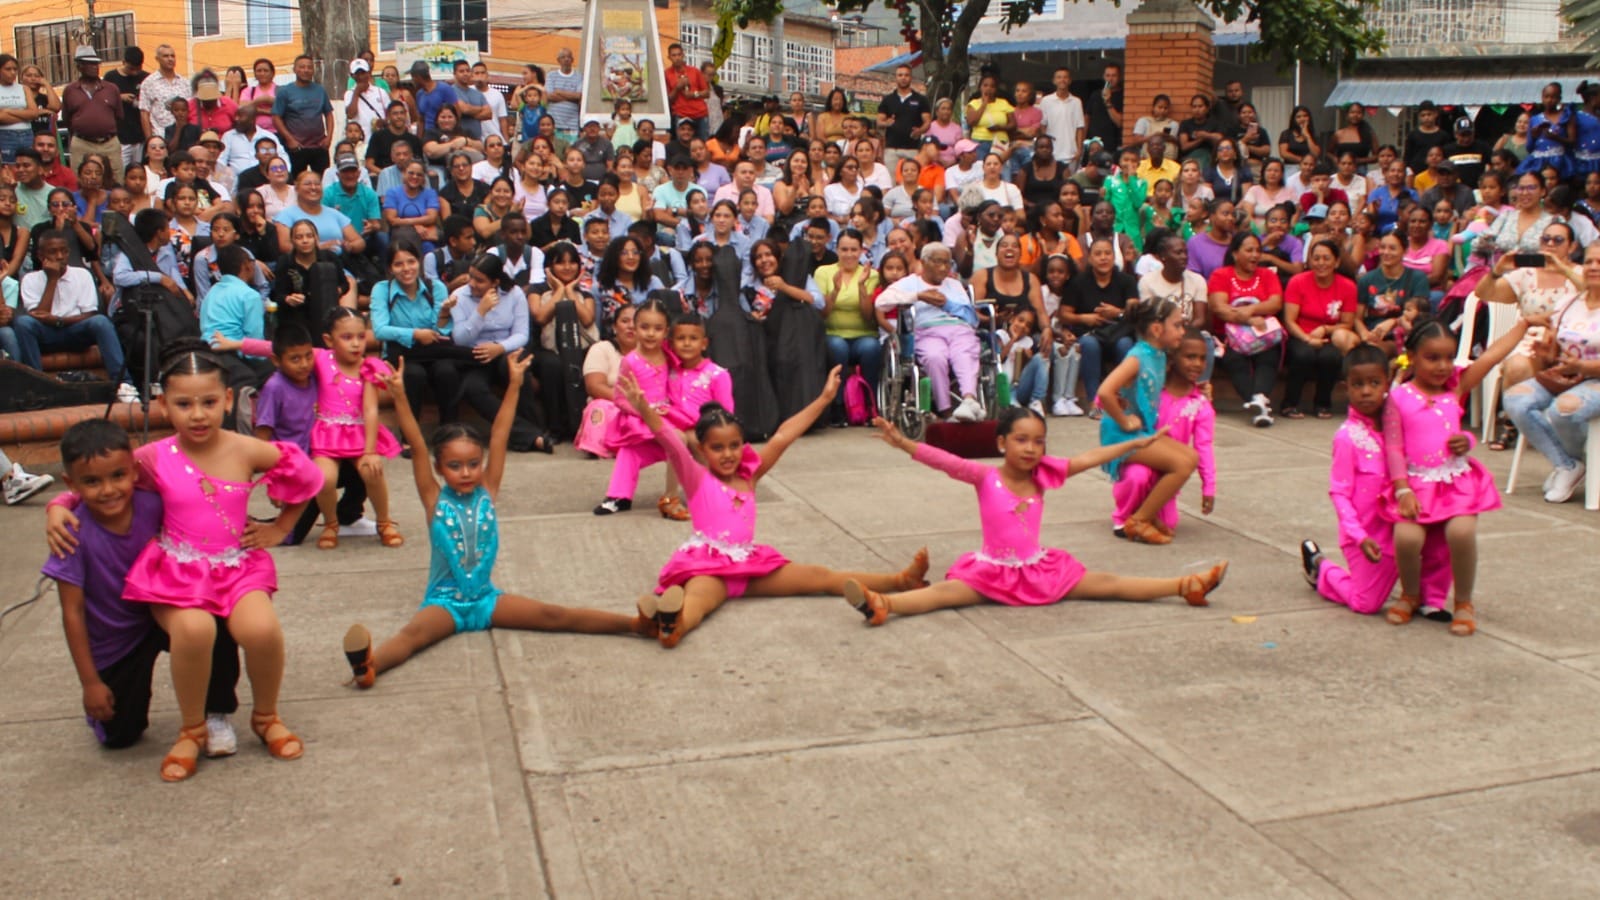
[
  {"xmin": 311, "ymin": 419, "xmax": 402, "ymax": 459},
  {"xmin": 946, "ymin": 548, "xmax": 1086, "ymax": 606},
  {"xmin": 1381, "ymin": 458, "xmax": 1502, "ymax": 525},
  {"xmin": 123, "ymin": 541, "xmax": 279, "ymax": 617},
  {"xmin": 656, "ymin": 542, "xmax": 790, "ymax": 599}
]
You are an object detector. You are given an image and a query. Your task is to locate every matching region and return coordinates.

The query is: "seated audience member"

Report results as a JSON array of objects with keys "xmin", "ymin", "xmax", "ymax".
[
  {"xmin": 16, "ymin": 230, "xmax": 134, "ymax": 400},
  {"xmin": 875, "ymin": 242, "xmax": 984, "ymax": 421}
]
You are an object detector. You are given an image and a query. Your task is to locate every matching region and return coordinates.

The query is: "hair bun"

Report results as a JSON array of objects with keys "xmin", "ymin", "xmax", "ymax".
[{"xmin": 698, "ymin": 401, "xmax": 728, "ymax": 417}]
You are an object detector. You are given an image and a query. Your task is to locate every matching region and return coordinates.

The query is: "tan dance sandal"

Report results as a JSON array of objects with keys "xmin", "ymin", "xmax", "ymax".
[
  {"xmin": 160, "ymin": 722, "xmax": 209, "ymax": 783},
  {"xmin": 1178, "ymin": 560, "xmax": 1228, "ymax": 607}
]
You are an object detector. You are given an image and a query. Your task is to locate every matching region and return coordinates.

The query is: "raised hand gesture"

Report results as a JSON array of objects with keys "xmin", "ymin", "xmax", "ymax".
[
  {"xmin": 618, "ymin": 371, "xmax": 651, "ymax": 416},
  {"xmin": 505, "ymin": 348, "xmax": 532, "ymax": 382},
  {"xmin": 382, "ymin": 357, "xmax": 407, "ymax": 398}
]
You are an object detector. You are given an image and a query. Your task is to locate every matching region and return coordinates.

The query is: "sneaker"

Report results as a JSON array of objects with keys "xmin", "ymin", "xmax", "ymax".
[
  {"xmin": 115, "ymin": 382, "xmax": 141, "ymax": 404},
  {"xmin": 3, "ymin": 466, "xmax": 53, "ymax": 505},
  {"xmin": 1247, "ymin": 394, "xmax": 1275, "ymax": 428},
  {"xmin": 1062, "ymin": 398, "xmax": 1085, "ymax": 417},
  {"xmin": 341, "ymin": 516, "xmax": 378, "ymax": 537},
  {"xmin": 951, "ymin": 396, "xmax": 982, "ymax": 422},
  {"xmin": 1543, "ymin": 467, "xmax": 1562, "ymax": 494},
  {"xmin": 593, "ymin": 497, "xmax": 633, "ymax": 515},
  {"xmin": 1051, "ymin": 397, "xmax": 1072, "ymax": 417},
  {"xmin": 1545, "ymin": 462, "xmax": 1586, "ymax": 504},
  {"xmin": 1027, "ymin": 399, "xmax": 1046, "ymax": 417},
  {"xmin": 1300, "ymin": 540, "xmax": 1325, "ymax": 588},
  {"xmin": 204, "ymin": 714, "xmax": 237, "ymax": 758}
]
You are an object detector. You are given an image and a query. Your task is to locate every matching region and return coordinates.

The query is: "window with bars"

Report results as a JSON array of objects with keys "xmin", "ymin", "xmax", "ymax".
[
  {"xmin": 982, "ymin": 0, "xmax": 1061, "ymax": 24},
  {"xmin": 783, "ymin": 42, "xmax": 833, "ymax": 94},
  {"xmin": 246, "ymin": 0, "xmax": 295, "ymax": 46},
  {"xmin": 379, "ymin": 0, "xmax": 437, "ymax": 51},
  {"xmin": 680, "ymin": 24, "xmax": 715, "ymax": 62},
  {"xmin": 13, "ymin": 14, "xmax": 136, "ymax": 86},
  {"xmin": 1369, "ymin": 0, "xmax": 1566, "ymax": 45},
  {"xmin": 191, "ymin": 0, "xmax": 220, "ymax": 38},
  {"xmin": 438, "ymin": 0, "xmax": 489, "ymax": 52}
]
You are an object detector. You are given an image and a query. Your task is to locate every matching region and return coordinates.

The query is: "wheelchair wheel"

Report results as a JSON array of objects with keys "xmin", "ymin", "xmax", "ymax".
[{"xmin": 976, "ymin": 337, "xmax": 1001, "ymax": 421}]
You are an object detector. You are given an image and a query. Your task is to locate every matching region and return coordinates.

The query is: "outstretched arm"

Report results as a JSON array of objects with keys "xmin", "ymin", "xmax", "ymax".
[
  {"xmin": 873, "ymin": 415, "xmax": 989, "ymax": 486},
  {"xmin": 1067, "ymin": 428, "xmax": 1170, "ymax": 474},
  {"xmin": 1458, "ymin": 315, "xmax": 1535, "ymax": 398},
  {"xmin": 485, "ymin": 351, "xmax": 531, "ymax": 499},
  {"xmin": 756, "ymin": 366, "xmax": 841, "ymax": 479},
  {"xmin": 380, "ymin": 360, "xmax": 440, "ymax": 512}
]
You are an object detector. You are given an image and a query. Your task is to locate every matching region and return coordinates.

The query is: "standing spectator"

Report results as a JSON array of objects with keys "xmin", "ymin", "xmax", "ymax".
[
  {"xmin": 1005, "ymin": 81, "xmax": 1044, "ymax": 181},
  {"xmin": 546, "ymin": 47, "xmax": 583, "ymax": 145},
  {"xmin": 473, "ymin": 62, "xmax": 510, "ymax": 142},
  {"xmin": 1039, "ymin": 67, "xmax": 1086, "ymax": 170},
  {"xmin": 138, "ymin": 45, "xmax": 189, "ymax": 148},
  {"xmin": 272, "ymin": 55, "xmax": 335, "ymax": 175},
  {"xmin": 665, "ymin": 44, "xmax": 710, "ymax": 139},
  {"xmin": 104, "ymin": 47, "xmax": 148, "ymax": 169},
  {"xmin": 239, "ymin": 59, "xmax": 279, "ymax": 134},
  {"xmin": 61, "ymin": 47, "xmax": 124, "ymax": 171},
  {"xmin": 1132, "ymin": 94, "xmax": 1179, "ymax": 150},
  {"xmin": 702, "ymin": 62, "xmax": 724, "ymax": 136},
  {"xmin": 451, "ymin": 60, "xmax": 491, "ymax": 141},
  {"xmin": 409, "ymin": 62, "xmax": 458, "ymax": 132},
  {"xmin": 0, "ymin": 55, "xmax": 39, "ymax": 165},
  {"xmin": 1444, "ymin": 117, "xmax": 1494, "ymax": 187},
  {"xmin": 345, "ymin": 60, "xmax": 390, "ymax": 142},
  {"xmin": 1086, "ymin": 63, "xmax": 1123, "ymax": 151},
  {"xmin": 1178, "ymin": 94, "xmax": 1225, "ymax": 170},
  {"xmin": 188, "ymin": 72, "xmax": 236, "ymax": 134},
  {"xmin": 1404, "ymin": 101, "xmax": 1451, "ymax": 175},
  {"xmin": 877, "ymin": 64, "xmax": 931, "ymax": 174},
  {"xmin": 964, "ymin": 73, "xmax": 1014, "ymax": 160},
  {"xmin": 20, "ymin": 64, "xmax": 59, "ymax": 137},
  {"xmin": 1213, "ymin": 80, "xmax": 1246, "ymax": 133}
]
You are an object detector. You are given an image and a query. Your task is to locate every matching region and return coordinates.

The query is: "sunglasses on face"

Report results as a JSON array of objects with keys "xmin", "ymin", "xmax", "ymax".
[
  {"xmin": 269, "ymin": 165, "xmax": 288, "ymax": 173},
  {"xmin": 1540, "ymin": 234, "xmax": 1568, "ymax": 245}
]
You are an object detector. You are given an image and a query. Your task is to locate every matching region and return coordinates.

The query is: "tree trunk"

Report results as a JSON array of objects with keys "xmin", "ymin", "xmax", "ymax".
[
  {"xmin": 917, "ymin": 0, "xmax": 980, "ymax": 106},
  {"xmin": 299, "ymin": 0, "xmax": 369, "ymax": 99}
]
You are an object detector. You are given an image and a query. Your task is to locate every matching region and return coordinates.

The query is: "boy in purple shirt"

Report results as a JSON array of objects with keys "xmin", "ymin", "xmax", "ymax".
[
  {"xmin": 43, "ymin": 420, "xmax": 240, "ymax": 751},
  {"xmin": 245, "ymin": 322, "xmax": 369, "ymax": 544}
]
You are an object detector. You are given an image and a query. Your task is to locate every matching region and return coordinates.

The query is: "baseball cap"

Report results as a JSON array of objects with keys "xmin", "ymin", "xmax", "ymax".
[
  {"xmin": 409, "ymin": 60, "xmax": 432, "ymax": 78},
  {"xmin": 1454, "ymin": 116, "xmax": 1475, "ymax": 133},
  {"xmin": 350, "ymin": 59, "xmax": 371, "ymax": 75},
  {"xmin": 336, "ymin": 153, "xmax": 361, "ymax": 171},
  {"xmin": 195, "ymin": 81, "xmax": 220, "ymax": 101},
  {"xmin": 1436, "ymin": 160, "xmax": 1457, "ymax": 175},
  {"xmin": 583, "ymin": 116, "xmax": 605, "ymax": 129},
  {"xmin": 1305, "ymin": 203, "xmax": 1330, "ymax": 221},
  {"xmin": 921, "ymin": 134, "xmax": 944, "ymax": 147},
  {"xmin": 676, "ymin": 117, "xmax": 697, "ymax": 131},
  {"xmin": 953, "ymin": 138, "xmax": 978, "ymax": 156},
  {"xmin": 1091, "ymin": 151, "xmax": 1114, "ymax": 169},
  {"xmin": 72, "ymin": 45, "xmax": 101, "ymax": 65},
  {"xmin": 1418, "ymin": 100, "xmax": 1437, "ymax": 112},
  {"xmin": 198, "ymin": 130, "xmax": 223, "ymax": 146}
]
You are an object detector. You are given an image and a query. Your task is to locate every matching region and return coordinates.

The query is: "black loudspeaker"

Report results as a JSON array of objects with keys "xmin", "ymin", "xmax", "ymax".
[{"xmin": 0, "ymin": 359, "xmax": 115, "ymax": 414}]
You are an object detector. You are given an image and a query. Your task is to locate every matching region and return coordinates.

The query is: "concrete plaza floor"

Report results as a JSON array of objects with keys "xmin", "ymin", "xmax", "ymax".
[{"xmin": 2, "ymin": 407, "xmax": 1598, "ymax": 897}]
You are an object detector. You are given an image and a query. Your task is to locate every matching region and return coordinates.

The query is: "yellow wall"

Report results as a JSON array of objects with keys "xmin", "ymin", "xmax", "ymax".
[{"xmin": 0, "ymin": 0, "xmax": 679, "ymax": 83}]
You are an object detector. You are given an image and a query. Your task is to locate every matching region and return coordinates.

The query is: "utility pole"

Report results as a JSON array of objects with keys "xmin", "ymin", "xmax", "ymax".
[
  {"xmin": 84, "ymin": 0, "xmax": 99, "ymax": 45},
  {"xmin": 771, "ymin": 14, "xmax": 785, "ymax": 96}
]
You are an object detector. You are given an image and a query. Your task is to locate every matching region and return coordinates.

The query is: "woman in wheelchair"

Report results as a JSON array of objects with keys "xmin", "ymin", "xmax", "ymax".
[{"xmin": 876, "ymin": 243, "xmax": 986, "ymax": 422}]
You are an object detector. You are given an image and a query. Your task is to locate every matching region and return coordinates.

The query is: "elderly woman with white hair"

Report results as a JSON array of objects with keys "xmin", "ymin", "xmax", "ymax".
[{"xmin": 876, "ymin": 242, "xmax": 985, "ymax": 421}]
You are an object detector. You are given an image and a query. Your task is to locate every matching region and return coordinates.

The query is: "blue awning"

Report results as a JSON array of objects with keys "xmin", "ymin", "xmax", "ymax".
[
  {"xmin": 1326, "ymin": 75, "xmax": 1590, "ymax": 107},
  {"xmin": 863, "ymin": 50, "xmax": 922, "ymax": 74}
]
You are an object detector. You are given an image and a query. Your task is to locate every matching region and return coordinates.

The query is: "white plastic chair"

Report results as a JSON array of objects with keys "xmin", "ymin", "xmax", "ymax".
[
  {"xmin": 1454, "ymin": 292, "xmax": 1523, "ymax": 443},
  {"xmin": 1505, "ymin": 415, "xmax": 1600, "ymax": 511}
]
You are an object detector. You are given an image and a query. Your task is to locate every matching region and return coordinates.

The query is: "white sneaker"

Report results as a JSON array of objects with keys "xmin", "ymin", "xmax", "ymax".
[
  {"xmin": 1247, "ymin": 393, "xmax": 1274, "ymax": 428},
  {"xmin": 1544, "ymin": 462, "xmax": 1586, "ymax": 504},
  {"xmin": 1027, "ymin": 399, "xmax": 1046, "ymax": 417},
  {"xmin": 1050, "ymin": 398, "xmax": 1071, "ymax": 417},
  {"xmin": 951, "ymin": 396, "xmax": 982, "ymax": 423},
  {"xmin": 340, "ymin": 516, "xmax": 378, "ymax": 537},
  {"xmin": 3, "ymin": 465, "xmax": 53, "ymax": 505},
  {"xmin": 1062, "ymin": 397, "xmax": 1085, "ymax": 417},
  {"xmin": 115, "ymin": 383, "xmax": 141, "ymax": 404},
  {"xmin": 205, "ymin": 713, "xmax": 238, "ymax": 758},
  {"xmin": 1543, "ymin": 467, "xmax": 1560, "ymax": 494}
]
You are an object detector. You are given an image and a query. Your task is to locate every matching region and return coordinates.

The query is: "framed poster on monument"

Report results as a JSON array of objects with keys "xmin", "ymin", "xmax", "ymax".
[{"xmin": 580, "ymin": 0, "xmax": 671, "ymax": 126}]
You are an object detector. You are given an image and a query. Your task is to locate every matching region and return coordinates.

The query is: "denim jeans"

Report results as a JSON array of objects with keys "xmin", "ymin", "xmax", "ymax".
[
  {"xmin": 826, "ymin": 334, "xmax": 883, "ymax": 396},
  {"xmin": 1002, "ymin": 143, "xmax": 1035, "ymax": 182},
  {"xmin": 1013, "ymin": 353, "xmax": 1048, "ymax": 404},
  {"xmin": 1503, "ymin": 379, "xmax": 1600, "ymax": 470},
  {"xmin": 12, "ymin": 314, "xmax": 127, "ymax": 383},
  {"xmin": 1049, "ymin": 343, "xmax": 1081, "ymax": 404},
  {"xmin": 1077, "ymin": 333, "xmax": 1133, "ymax": 403},
  {"xmin": 0, "ymin": 325, "xmax": 19, "ymax": 361}
]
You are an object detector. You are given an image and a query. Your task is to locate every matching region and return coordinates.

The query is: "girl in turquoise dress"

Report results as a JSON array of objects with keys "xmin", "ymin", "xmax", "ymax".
[
  {"xmin": 1096, "ymin": 296, "xmax": 1200, "ymax": 545},
  {"xmin": 341, "ymin": 351, "xmax": 653, "ymax": 688}
]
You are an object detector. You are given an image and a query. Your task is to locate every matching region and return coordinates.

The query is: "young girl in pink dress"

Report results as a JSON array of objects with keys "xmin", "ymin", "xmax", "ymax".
[
  {"xmin": 660, "ymin": 311, "xmax": 734, "ymax": 520},
  {"xmin": 59, "ymin": 341, "xmax": 323, "ymax": 781},
  {"xmin": 844, "ymin": 409, "xmax": 1229, "ymax": 624},
  {"xmin": 618, "ymin": 365, "xmax": 931, "ymax": 648},
  {"xmin": 243, "ymin": 307, "xmax": 404, "ymax": 550},
  {"xmin": 594, "ymin": 297, "xmax": 678, "ymax": 517},
  {"xmin": 1110, "ymin": 328, "xmax": 1217, "ymax": 536},
  {"xmin": 1383, "ymin": 313, "xmax": 1541, "ymax": 635},
  {"xmin": 1300, "ymin": 343, "xmax": 1454, "ymax": 617}
]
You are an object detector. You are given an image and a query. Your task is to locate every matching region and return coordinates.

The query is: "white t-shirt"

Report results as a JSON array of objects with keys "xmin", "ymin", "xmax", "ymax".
[
  {"xmin": 347, "ymin": 86, "xmax": 391, "ymax": 140},
  {"xmin": 21, "ymin": 267, "xmax": 99, "ymax": 317},
  {"xmin": 1038, "ymin": 92, "xmax": 1086, "ymax": 164},
  {"xmin": 944, "ymin": 163, "xmax": 982, "ymax": 194},
  {"xmin": 483, "ymin": 87, "xmax": 509, "ymax": 134},
  {"xmin": 1138, "ymin": 269, "xmax": 1210, "ymax": 325}
]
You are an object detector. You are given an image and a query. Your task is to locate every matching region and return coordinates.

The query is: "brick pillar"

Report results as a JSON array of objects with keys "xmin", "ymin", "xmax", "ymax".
[{"xmin": 1122, "ymin": 0, "xmax": 1215, "ymax": 147}]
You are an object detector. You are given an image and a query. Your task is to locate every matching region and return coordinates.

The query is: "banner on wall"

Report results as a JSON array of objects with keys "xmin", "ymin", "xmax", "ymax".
[
  {"xmin": 396, "ymin": 42, "xmax": 480, "ymax": 78},
  {"xmin": 581, "ymin": 0, "xmax": 671, "ymax": 124}
]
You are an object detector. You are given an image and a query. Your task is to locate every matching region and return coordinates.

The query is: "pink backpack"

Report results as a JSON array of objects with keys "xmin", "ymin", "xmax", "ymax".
[{"xmin": 843, "ymin": 367, "xmax": 877, "ymax": 426}]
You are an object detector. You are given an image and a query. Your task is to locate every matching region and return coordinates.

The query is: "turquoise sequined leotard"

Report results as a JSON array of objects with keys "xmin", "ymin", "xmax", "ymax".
[
  {"xmin": 419, "ymin": 485, "xmax": 502, "ymax": 632},
  {"xmin": 1098, "ymin": 339, "xmax": 1166, "ymax": 480}
]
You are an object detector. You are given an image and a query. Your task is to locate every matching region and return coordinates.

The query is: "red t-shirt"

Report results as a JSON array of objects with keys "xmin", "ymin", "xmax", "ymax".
[
  {"xmin": 1205, "ymin": 266, "xmax": 1282, "ymax": 337},
  {"xmin": 666, "ymin": 65, "xmax": 708, "ymax": 121},
  {"xmin": 1284, "ymin": 271, "xmax": 1356, "ymax": 332}
]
